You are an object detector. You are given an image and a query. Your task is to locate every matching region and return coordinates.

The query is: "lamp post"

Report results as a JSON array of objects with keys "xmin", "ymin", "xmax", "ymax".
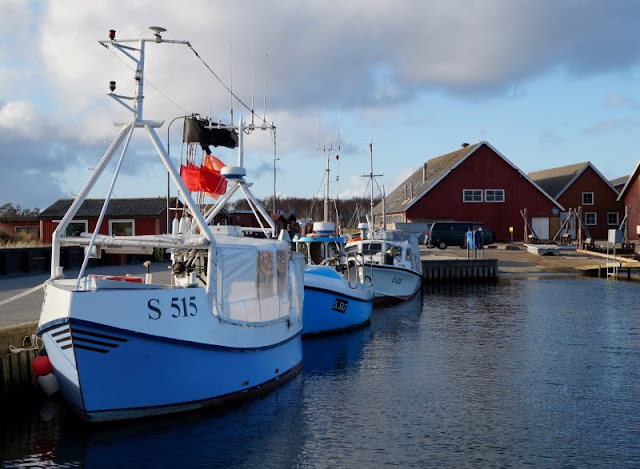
[{"xmin": 166, "ymin": 115, "xmax": 186, "ymax": 233}]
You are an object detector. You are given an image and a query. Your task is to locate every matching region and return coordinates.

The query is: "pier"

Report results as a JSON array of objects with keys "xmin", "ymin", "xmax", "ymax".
[
  {"xmin": 0, "ymin": 321, "xmax": 40, "ymax": 400},
  {"xmin": 421, "ymin": 258, "xmax": 498, "ymax": 283}
]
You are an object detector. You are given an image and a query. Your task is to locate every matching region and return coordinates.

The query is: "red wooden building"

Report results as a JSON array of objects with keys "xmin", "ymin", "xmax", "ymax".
[
  {"xmin": 0, "ymin": 219, "xmax": 40, "ymax": 239},
  {"xmin": 529, "ymin": 162, "xmax": 623, "ymax": 240},
  {"xmin": 617, "ymin": 160, "xmax": 640, "ymax": 241},
  {"xmin": 38, "ymin": 197, "xmax": 231, "ymax": 243},
  {"xmin": 379, "ymin": 142, "xmax": 563, "ymax": 242}
]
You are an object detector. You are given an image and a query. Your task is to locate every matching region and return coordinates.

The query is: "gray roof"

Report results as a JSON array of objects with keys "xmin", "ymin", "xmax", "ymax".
[
  {"xmin": 380, "ymin": 142, "xmax": 483, "ymax": 214},
  {"xmin": 528, "ymin": 162, "xmax": 589, "ymax": 199},
  {"xmin": 39, "ymin": 197, "xmax": 178, "ymax": 219},
  {"xmin": 610, "ymin": 175, "xmax": 629, "ymax": 188}
]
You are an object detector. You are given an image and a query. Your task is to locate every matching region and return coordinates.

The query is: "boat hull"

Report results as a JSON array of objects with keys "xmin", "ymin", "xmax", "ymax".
[
  {"xmin": 362, "ymin": 264, "xmax": 422, "ymax": 303},
  {"xmin": 302, "ymin": 267, "xmax": 373, "ymax": 336},
  {"xmin": 37, "ymin": 282, "xmax": 303, "ymax": 423}
]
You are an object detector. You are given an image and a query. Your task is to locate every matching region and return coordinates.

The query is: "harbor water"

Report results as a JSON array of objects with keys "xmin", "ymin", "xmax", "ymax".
[{"xmin": 2, "ymin": 275, "xmax": 639, "ymax": 467}]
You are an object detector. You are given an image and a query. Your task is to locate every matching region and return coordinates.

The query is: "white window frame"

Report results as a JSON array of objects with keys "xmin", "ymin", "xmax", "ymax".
[
  {"xmin": 484, "ymin": 189, "xmax": 505, "ymax": 203},
  {"xmin": 585, "ymin": 212, "xmax": 597, "ymax": 226},
  {"xmin": 109, "ymin": 219, "xmax": 135, "ymax": 236},
  {"xmin": 463, "ymin": 189, "xmax": 483, "ymax": 203},
  {"xmin": 607, "ymin": 212, "xmax": 619, "ymax": 226},
  {"xmin": 582, "ymin": 192, "xmax": 594, "ymax": 205},
  {"xmin": 56, "ymin": 219, "xmax": 88, "ymax": 237}
]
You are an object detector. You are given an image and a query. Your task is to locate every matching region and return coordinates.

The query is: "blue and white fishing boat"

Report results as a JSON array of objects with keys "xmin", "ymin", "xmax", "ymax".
[
  {"xmin": 292, "ymin": 147, "xmax": 373, "ymax": 336},
  {"xmin": 36, "ymin": 28, "xmax": 303, "ymax": 422}
]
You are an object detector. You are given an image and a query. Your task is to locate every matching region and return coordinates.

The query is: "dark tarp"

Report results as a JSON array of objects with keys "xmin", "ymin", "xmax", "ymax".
[{"xmin": 183, "ymin": 117, "xmax": 238, "ymax": 153}]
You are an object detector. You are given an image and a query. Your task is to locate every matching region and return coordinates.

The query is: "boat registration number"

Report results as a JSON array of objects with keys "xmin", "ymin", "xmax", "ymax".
[
  {"xmin": 147, "ymin": 296, "xmax": 198, "ymax": 320},
  {"xmin": 332, "ymin": 298, "xmax": 348, "ymax": 313}
]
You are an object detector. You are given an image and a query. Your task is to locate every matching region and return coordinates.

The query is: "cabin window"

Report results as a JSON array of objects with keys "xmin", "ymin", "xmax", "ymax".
[
  {"xmin": 276, "ymin": 249, "xmax": 288, "ymax": 294},
  {"xmin": 463, "ymin": 189, "xmax": 483, "ymax": 202},
  {"xmin": 109, "ymin": 219, "xmax": 135, "ymax": 236},
  {"xmin": 585, "ymin": 212, "xmax": 597, "ymax": 225},
  {"xmin": 582, "ymin": 192, "xmax": 594, "ymax": 205},
  {"xmin": 258, "ymin": 251, "xmax": 274, "ymax": 298},
  {"xmin": 484, "ymin": 189, "xmax": 505, "ymax": 202},
  {"xmin": 607, "ymin": 212, "xmax": 619, "ymax": 226},
  {"xmin": 63, "ymin": 220, "xmax": 88, "ymax": 237}
]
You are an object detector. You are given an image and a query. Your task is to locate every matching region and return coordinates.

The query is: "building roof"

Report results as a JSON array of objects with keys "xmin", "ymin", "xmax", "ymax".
[
  {"xmin": 617, "ymin": 159, "xmax": 640, "ymax": 201},
  {"xmin": 610, "ymin": 175, "xmax": 629, "ymax": 189},
  {"xmin": 39, "ymin": 197, "xmax": 179, "ymax": 219},
  {"xmin": 528, "ymin": 162, "xmax": 590, "ymax": 199},
  {"xmin": 529, "ymin": 161, "xmax": 618, "ymax": 199},
  {"xmin": 379, "ymin": 141, "xmax": 562, "ymax": 214}
]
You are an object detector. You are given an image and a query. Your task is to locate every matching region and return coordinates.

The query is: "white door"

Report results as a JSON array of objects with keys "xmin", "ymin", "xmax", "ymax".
[{"xmin": 532, "ymin": 217, "xmax": 550, "ymax": 240}]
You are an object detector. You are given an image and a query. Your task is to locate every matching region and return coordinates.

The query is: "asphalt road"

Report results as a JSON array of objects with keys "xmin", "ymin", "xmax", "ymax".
[{"xmin": 0, "ymin": 261, "xmax": 171, "ymax": 328}]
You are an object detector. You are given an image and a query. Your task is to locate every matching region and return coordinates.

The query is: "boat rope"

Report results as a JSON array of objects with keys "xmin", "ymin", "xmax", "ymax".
[
  {"xmin": 9, "ymin": 334, "xmax": 41, "ymax": 354},
  {"xmin": 0, "ymin": 282, "xmax": 46, "ymax": 308}
]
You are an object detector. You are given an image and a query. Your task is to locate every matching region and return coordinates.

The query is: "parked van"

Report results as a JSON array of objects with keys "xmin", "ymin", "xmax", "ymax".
[{"xmin": 426, "ymin": 221, "xmax": 494, "ymax": 249}]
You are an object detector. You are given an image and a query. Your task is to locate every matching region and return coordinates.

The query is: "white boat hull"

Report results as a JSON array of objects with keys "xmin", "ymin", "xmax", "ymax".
[
  {"xmin": 361, "ymin": 264, "xmax": 422, "ymax": 303},
  {"xmin": 37, "ymin": 280, "xmax": 303, "ymax": 422}
]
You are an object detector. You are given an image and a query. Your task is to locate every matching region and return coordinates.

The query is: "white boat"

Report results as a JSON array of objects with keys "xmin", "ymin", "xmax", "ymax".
[
  {"xmin": 345, "ymin": 224, "xmax": 423, "ymax": 303},
  {"xmin": 344, "ymin": 142, "xmax": 422, "ymax": 303},
  {"xmin": 36, "ymin": 28, "xmax": 303, "ymax": 422}
]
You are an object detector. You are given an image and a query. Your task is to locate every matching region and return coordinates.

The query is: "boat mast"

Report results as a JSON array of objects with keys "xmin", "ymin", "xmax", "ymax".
[{"xmin": 363, "ymin": 137, "xmax": 383, "ymax": 233}]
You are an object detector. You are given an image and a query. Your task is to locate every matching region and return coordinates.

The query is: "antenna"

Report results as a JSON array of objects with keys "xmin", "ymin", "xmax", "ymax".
[
  {"xmin": 263, "ymin": 53, "xmax": 268, "ymax": 125},
  {"xmin": 251, "ymin": 44, "xmax": 256, "ymax": 127},
  {"xmin": 149, "ymin": 26, "xmax": 166, "ymax": 43},
  {"xmin": 229, "ymin": 44, "xmax": 233, "ymax": 125}
]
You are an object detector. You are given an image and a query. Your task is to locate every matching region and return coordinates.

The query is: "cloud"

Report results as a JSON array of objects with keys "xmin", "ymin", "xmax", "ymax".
[{"xmin": 5, "ymin": 0, "xmax": 640, "ymax": 209}]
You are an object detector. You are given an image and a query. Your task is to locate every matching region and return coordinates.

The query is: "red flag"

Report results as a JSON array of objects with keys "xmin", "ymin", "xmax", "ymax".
[
  {"xmin": 203, "ymin": 155, "xmax": 226, "ymax": 172},
  {"xmin": 179, "ymin": 162, "xmax": 227, "ymax": 198},
  {"xmin": 180, "ymin": 164, "xmax": 201, "ymax": 193},
  {"xmin": 200, "ymin": 165, "xmax": 227, "ymax": 198}
]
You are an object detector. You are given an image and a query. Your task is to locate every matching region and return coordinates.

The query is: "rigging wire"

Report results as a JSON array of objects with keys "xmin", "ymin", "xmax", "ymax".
[
  {"xmin": 186, "ymin": 43, "xmax": 275, "ymax": 130},
  {"xmin": 103, "ymin": 44, "xmax": 189, "ymax": 115}
]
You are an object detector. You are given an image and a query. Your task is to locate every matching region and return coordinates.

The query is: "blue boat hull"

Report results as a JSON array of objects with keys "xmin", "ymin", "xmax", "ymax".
[
  {"xmin": 40, "ymin": 319, "xmax": 303, "ymax": 422},
  {"xmin": 302, "ymin": 286, "xmax": 373, "ymax": 336}
]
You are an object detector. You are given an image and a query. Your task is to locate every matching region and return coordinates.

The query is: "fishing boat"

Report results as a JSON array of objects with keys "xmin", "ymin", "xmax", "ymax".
[
  {"xmin": 344, "ymin": 142, "xmax": 422, "ymax": 303},
  {"xmin": 292, "ymin": 145, "xmax": 373, "ymax": 336},
  {"xmin": 35, "ymin": 28, "xmax": 303, "ymax": 422}
]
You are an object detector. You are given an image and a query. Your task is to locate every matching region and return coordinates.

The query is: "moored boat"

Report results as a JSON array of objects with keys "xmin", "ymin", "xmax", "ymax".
[
  {"xmin": 344, "ymin": 141, "xmax": 423, "ymax": 303},
  {"xmin": 292, "ymin": 141, "xmax": 373, "ymax": 335},
  {"xmin": 293, "ymin": 222, "xmax": 373, "ymax": 336},
  {"xmin": 36, "ymin": 28, "xmax": 303, "ymax": 422}
]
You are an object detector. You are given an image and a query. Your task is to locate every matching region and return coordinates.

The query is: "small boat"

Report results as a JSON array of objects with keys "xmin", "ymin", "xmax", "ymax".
[
  {"xmin": 293, "ymin": 222, "xmax": 373, "ymax": 336},
  {"xmin": 344, "ymin": 141, "xmax": 422, "ymax": 303},
  {"xmin": 36, "ymin": 28, "xmax": 303, "ymax": 422},
  {"xmin": 292, "ymin": 143, "xmax": 373, "ymax": 336},
  {"xmin": 345, "ymin": 224, "xmax": 423, "ymax": 303}
]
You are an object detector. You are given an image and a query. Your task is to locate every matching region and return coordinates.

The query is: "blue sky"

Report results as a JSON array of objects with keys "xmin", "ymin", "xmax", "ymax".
[{"xmin": 2, "ymin": 0, "xmax": 640, "ymax": 210}]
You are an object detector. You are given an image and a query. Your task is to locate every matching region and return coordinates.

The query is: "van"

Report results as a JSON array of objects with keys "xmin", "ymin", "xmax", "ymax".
[{"xmin": 426, "ymin": 221, "xmax": 494, "ymax": 249}]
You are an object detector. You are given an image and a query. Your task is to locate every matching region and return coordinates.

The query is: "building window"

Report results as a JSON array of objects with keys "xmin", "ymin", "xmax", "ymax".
[
  {"xmin": 463, "ymin": 189, "xmax": 483, "ymax": 202},
  {"xmin": 63, "ymin": 220, "xmax": 88, "ymax": 237},
  {"xmin": 585, "ymin": 212, "xmax": 597, "ymax": 225},
  {"xmin": 110, "ymin": 219, "xmax": 135, "ymax": 236},
  {"xmin": 607, "ymin": 212, "xmax": 619, "ymax": 226},
  {"xmin": 485, "ymin": 189, "xmax": 505, "ymax": 202},
  {"xmin": 582, "ymin": 192, "xmax": 594, "ymax": 205}
]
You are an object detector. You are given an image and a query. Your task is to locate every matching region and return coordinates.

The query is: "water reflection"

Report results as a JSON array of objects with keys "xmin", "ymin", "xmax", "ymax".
[{"xmin": 3, "ymin": 277, "xmax": 640, "ymax": 467}]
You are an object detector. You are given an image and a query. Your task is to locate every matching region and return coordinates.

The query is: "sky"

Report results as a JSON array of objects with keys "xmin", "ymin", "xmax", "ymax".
[{"xmin": 3, "ymin": 0, "xmax": 640, "ymax": 211}]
